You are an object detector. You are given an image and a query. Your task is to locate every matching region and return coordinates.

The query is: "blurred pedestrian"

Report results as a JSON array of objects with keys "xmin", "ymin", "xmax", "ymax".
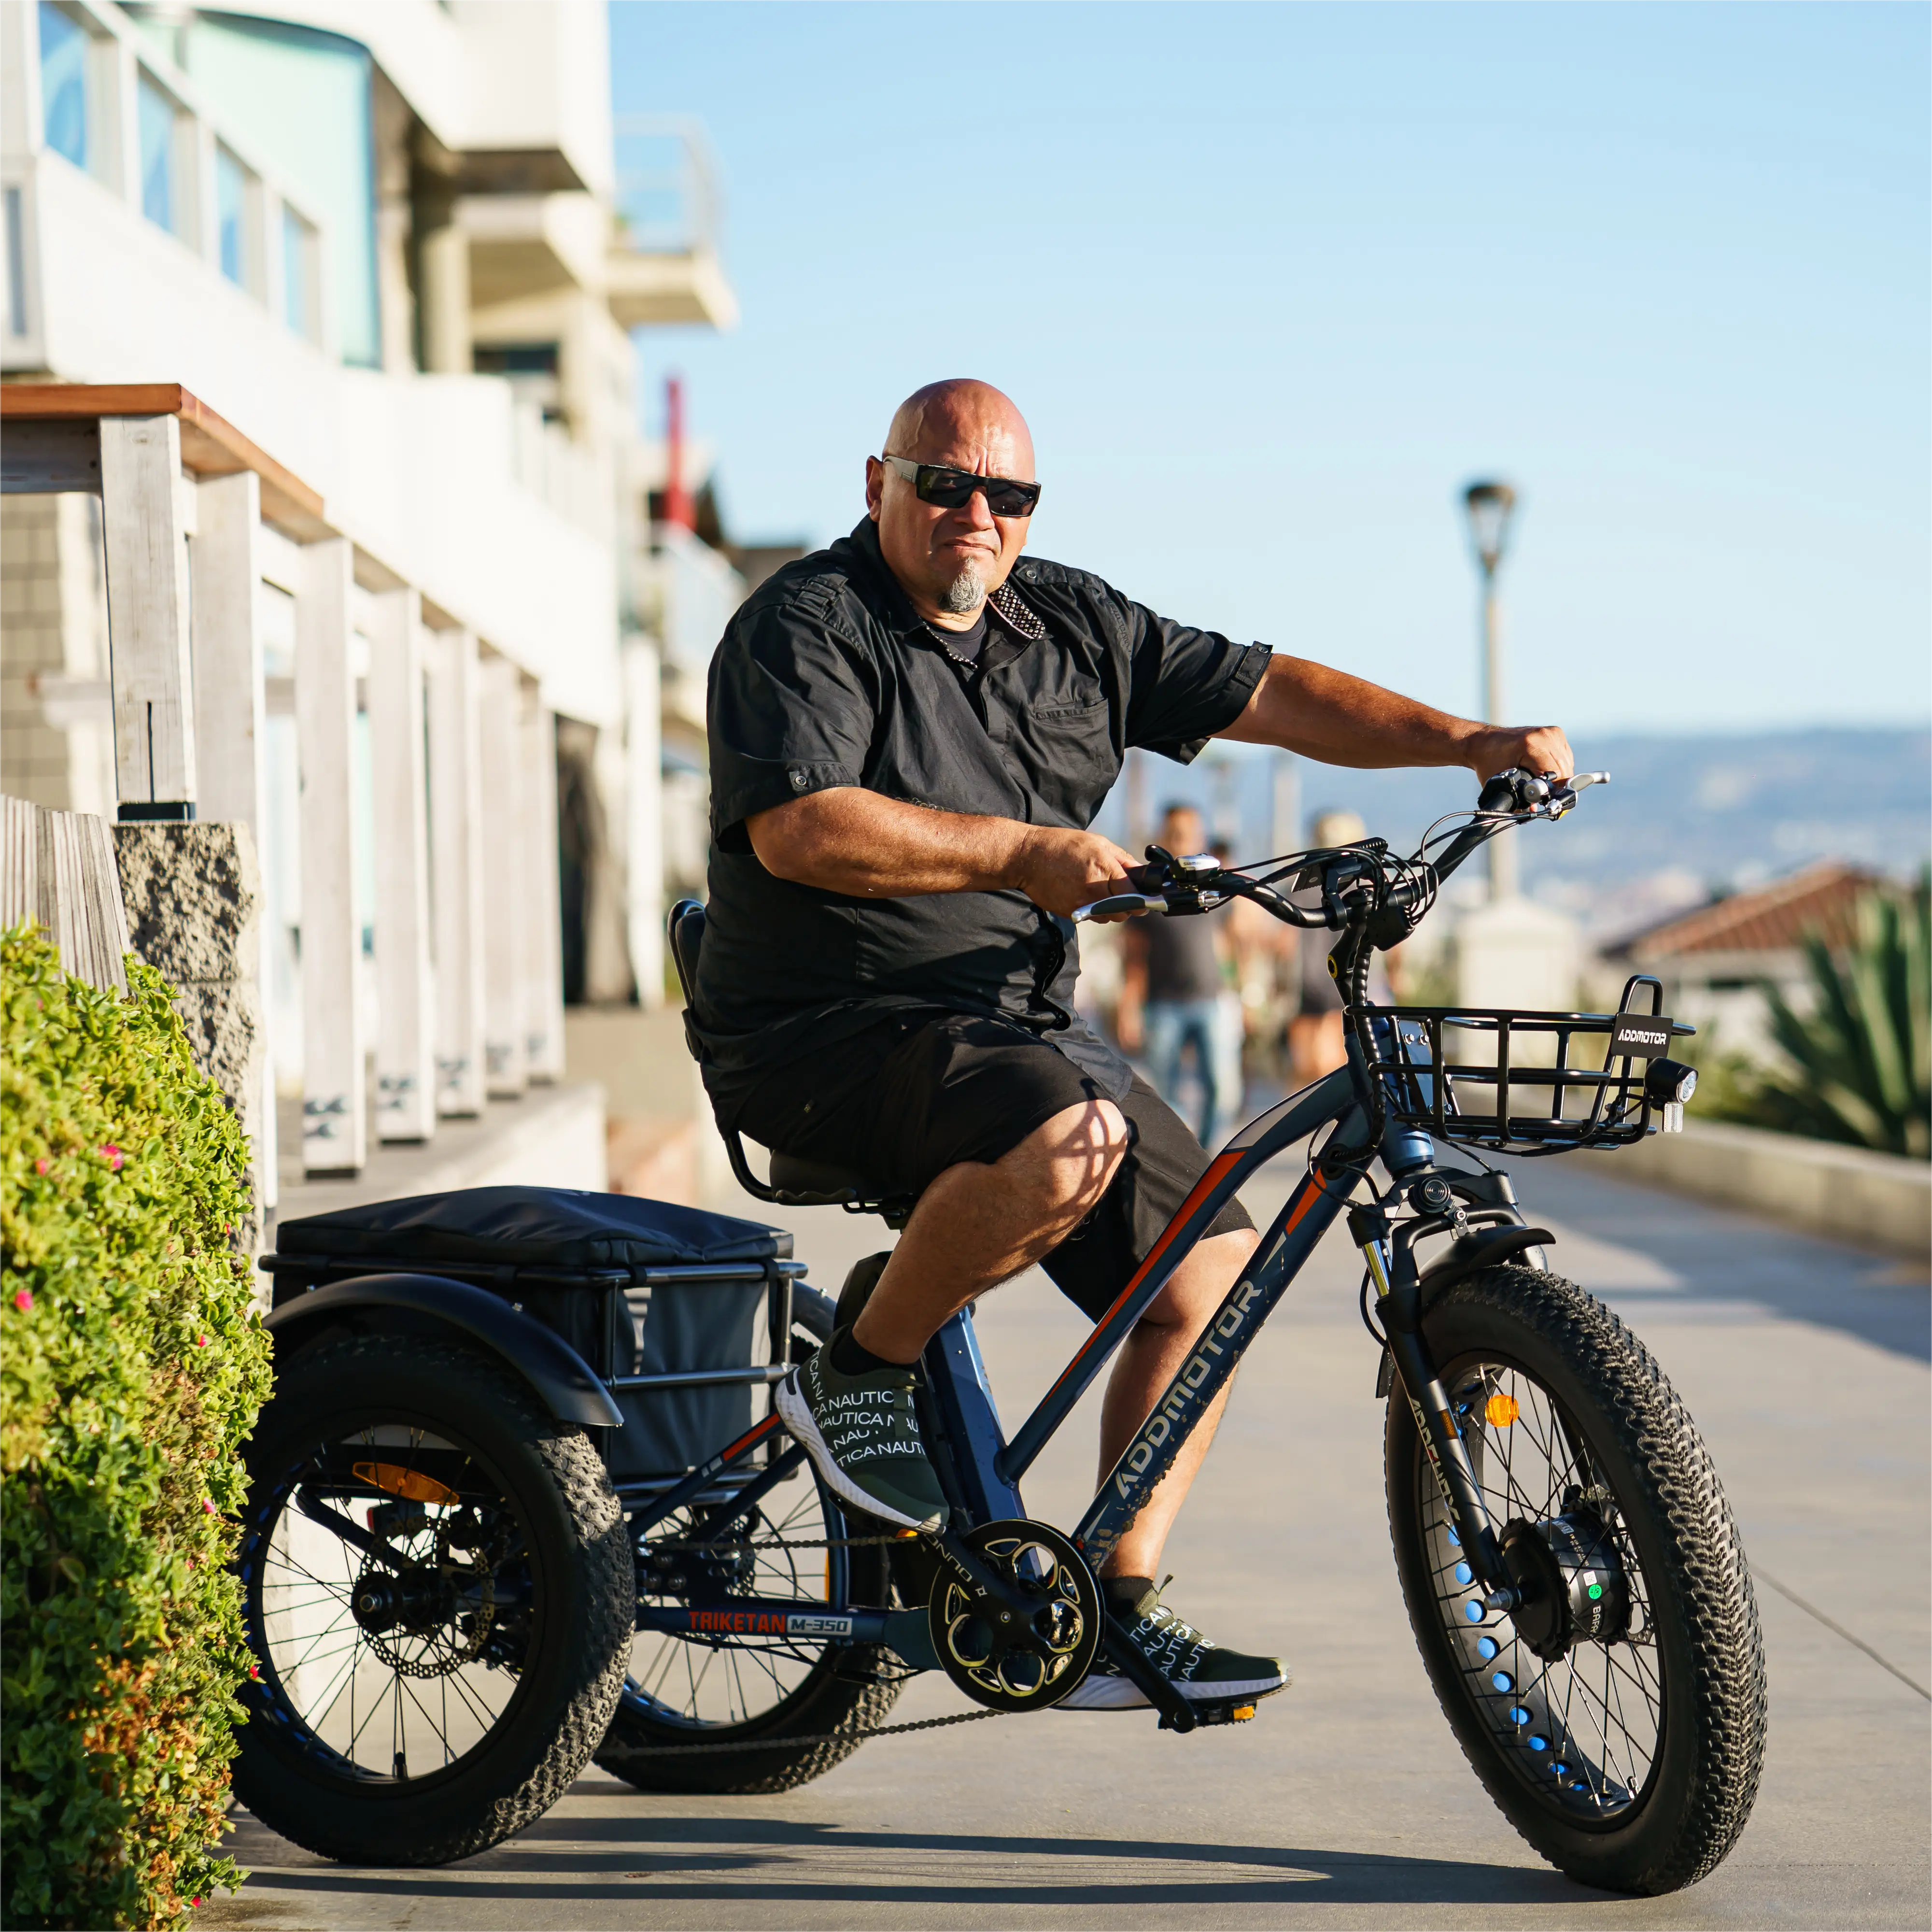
[{"xmin": 1116, "ymin": 804, "xmax": 1235, "ymax": 1144}]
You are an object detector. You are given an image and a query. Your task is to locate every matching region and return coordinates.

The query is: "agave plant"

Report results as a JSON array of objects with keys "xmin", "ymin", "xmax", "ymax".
[{"xmin": 1749, "ymin": 869, "xmax": 1930, "ymax": 1159}]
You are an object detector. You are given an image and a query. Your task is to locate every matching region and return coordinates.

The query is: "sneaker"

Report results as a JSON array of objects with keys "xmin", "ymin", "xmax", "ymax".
[
  {"xmin": 1058, "ymin": 1581, "xmax": 1291, "ymax": 1712},
  {"xmin": 775, "ymin": 1339, "xmax": 949, "ymax": 1533}
]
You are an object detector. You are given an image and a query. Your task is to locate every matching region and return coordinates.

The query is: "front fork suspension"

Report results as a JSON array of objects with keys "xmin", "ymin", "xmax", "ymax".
[{"xmin": 1359, "ymin": 1226, "xmax": 1518, "ymax": 1611}]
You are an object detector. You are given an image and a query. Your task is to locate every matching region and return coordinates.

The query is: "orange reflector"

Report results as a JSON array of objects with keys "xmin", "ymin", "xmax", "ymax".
[
  {"xmin": 353, "ymin": 1461, "xmax": 458, "ymax": 1506},
  {"xmin": 1232, "ymin": 1705, "xmax": 1257, "ymax": 1721},
  {"xmin": 1484, "ymin": 1392, "xmax": 1521, "ymax": 1429}
]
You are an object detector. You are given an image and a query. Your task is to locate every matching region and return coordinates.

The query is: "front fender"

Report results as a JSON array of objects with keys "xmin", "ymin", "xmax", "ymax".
[
  {"xmin": 1418, "ymin": 1225, "xmax": 1554, "ymax": 1298},
  {"xmin": 266, "ymin": 1272, "xmax": 622, "ymax": 1428}
]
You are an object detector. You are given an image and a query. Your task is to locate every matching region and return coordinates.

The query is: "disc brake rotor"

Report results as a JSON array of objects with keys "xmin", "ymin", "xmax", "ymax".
[
  {"xmin": 928, "ymin": 1520, "xmax": 1100, "ymax": 1714},
  {"xmin": 351, "ymin": 1519, "xmax": 498, "ymax": 1679}
]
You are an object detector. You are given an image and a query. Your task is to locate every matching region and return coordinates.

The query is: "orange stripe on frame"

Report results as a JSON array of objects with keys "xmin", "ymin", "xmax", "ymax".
[{"xmin": 1044, "ymin": 1150, "xmax": 1246, "ymax": 1398}]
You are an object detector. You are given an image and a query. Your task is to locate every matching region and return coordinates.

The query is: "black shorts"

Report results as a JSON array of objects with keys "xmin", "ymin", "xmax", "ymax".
[{"xmin": 733, "ymin": 1009, "xmax": 1254, "ymax": 1321}]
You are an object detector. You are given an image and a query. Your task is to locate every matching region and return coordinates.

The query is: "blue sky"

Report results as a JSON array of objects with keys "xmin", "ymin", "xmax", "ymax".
[{"xmin": 611, "ymin": 2, "xmax": 1929, "ymax": 736}]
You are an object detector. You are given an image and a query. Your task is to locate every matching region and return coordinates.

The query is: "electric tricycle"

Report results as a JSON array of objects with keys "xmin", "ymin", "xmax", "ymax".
[{"xmin": 233, "ymin": 768, "xmax": 1765, "ymax": 1894}]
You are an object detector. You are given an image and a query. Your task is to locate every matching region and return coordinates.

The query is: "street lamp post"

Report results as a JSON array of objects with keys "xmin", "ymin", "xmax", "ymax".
[{"xmin": 1462, "ymin": 478, "xmax": 1518, "ymax": 901}]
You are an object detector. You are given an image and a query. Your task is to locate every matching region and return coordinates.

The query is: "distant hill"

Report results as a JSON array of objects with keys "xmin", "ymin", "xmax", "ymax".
[{"xmin": 1099, "ymin": 727, "xmax": 1931, "ymax": 941}]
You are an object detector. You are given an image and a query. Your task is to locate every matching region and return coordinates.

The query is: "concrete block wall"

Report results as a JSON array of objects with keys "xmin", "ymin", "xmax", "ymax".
[
  {"xmin": 1616, "ymin": 1117, "xmax": 1930, "ymax": 1259},
  {"xmin": 0, "ymin": 495, "xmax": 113, "ymax": 817}
]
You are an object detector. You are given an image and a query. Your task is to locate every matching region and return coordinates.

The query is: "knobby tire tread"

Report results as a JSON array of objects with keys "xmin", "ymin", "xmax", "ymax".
[
  {"xmin": 236, "ymin": 1335, "xmax": 634, "ymax": 1866},
  {"xmin": 1385, "ymin": 1264, "xmax": 1766, "ymax": 1895}
]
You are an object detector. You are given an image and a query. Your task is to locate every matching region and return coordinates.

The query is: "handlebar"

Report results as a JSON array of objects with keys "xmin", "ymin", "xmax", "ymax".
[{"xmin": 1071, "ymin": 767, "xmax": 1610, "ymax": 939}]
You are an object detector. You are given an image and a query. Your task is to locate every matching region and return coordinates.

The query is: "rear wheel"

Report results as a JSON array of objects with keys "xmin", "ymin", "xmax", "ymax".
[
  {"xmin": 595, "ymin": 1456, "xmax": 901, "ymax": 1795},
  {"xmin": 234, "ymin": 1335, "xmax": 632, "ymax": 1865},
  {"xmin": 1386, "ymin": 1265, "xmax": 1766, "ymax": 1894}
]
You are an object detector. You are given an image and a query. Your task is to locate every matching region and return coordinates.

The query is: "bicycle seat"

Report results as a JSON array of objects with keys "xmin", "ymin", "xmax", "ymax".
[
  {"xmin": 769, "ymin": 1151, "xmax": 890, "ymax": 1197},
  {"xmin": 667, "ymin": 900, "xmax": 917, "ymax": 1223}
]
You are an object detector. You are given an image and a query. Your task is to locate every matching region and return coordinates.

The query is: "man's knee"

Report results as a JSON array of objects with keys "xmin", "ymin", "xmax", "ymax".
[
  {"xmin": 1139, "ymin": 1226, "xmax": 1260, "ymax": 1331},
  {"xmin": 1006, "ymin": 1097, "xmax": 1130, "ymax": 1222}
]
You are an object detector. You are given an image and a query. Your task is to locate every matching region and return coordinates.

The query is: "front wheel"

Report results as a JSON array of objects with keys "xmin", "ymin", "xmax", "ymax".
[{"xmin": 1385, "ymin": 1265, "xmax": 1766, "ymax": 1894}]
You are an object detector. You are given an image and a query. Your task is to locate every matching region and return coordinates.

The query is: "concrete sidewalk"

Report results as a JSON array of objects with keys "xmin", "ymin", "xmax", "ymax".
[{"xmin": 204, "ymin": 1154, "xmax": 1930, "ymax": 1930}]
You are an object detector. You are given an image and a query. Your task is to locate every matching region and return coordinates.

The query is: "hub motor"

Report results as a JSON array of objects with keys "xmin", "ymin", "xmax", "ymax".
[{"xmin": 1500, "ymin": 1511, "xmax": 1630, "ymax": 1661}]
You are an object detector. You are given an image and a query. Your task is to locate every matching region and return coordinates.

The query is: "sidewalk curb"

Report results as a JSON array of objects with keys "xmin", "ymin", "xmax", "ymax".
[{"xmin": 1613, "ymin": 1119, "xmax": 1930, "ymax": 1260}]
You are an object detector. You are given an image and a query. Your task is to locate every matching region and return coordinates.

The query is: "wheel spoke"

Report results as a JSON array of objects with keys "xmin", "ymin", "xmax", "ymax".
[{"xmin": 1421, "ymin": 1351, "xmax": 1664, "ymax": 1826}]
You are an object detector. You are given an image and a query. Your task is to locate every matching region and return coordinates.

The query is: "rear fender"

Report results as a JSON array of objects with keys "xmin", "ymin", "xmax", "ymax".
[{"xmin": 265, "ymin": 1272, "xmax": 622, "ymax": 1428}]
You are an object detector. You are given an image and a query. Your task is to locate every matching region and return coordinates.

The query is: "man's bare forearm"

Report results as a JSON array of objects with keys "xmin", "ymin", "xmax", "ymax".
[
  {"xmin": 1219, "ymin": 654, "xmax": 1572, "ymax": 779},
  {"xmin": 746, "ymin": 788, "xmax": 1144, "ymax": 919},
  {"xmin": 747, "ymin": 789, "xmax": 1024, "ymax": 897}
]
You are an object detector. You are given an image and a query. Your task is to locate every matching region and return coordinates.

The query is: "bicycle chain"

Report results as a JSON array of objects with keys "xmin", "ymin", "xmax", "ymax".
[
  {"xmin": 642, "ymin": 1532, "xmax": 914, "ymax": 1554},
  {"xmin": 626, "ymin": 1528, "xmax": 977, "ymax": 1753},
  {"xmin": 601, "ymin": 1704, "xmax": 1009, "ymax": 1758}
]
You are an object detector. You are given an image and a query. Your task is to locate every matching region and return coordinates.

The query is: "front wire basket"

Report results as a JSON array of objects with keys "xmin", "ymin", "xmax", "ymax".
[{"xmin": 1358, "ymin": 978, "xmax": 1695, "ymax": 1156}]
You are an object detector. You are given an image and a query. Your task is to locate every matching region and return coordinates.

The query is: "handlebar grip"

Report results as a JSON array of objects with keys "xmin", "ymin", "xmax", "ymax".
[
  {"xmin": 1477, "ymin": 770, "xmax": 1526, "ymax": 814},
  {"xmin": 1073, "ymin": 893, "xmax": 1164, "ymax": 924}
]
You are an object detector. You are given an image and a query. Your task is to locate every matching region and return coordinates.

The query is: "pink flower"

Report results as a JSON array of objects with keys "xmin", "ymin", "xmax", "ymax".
[
  {"xmin": 99, "ymin": 1143, "xmax": 123, "ymax": 1171},
  {"xmin": 201, "ymin": 1498, "xmax": 216, "ymax": 1516},
  {"xmin": 248, "ymin": 1665, "xmax": 259, "ymax": 1681},
  {"xmin": 196, "ymin": 1335, "xmax": 209, "ymax": 1348},
  {"xmin": 33, "ymin": 1158, "xmax": 48, "ymax": 1176},
  {"xmin": 12, "ymin": 1289, "xmax": 32, "ymax": 1313}
]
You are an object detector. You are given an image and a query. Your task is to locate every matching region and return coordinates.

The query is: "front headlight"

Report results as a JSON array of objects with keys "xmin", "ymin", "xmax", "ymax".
[{"xmin": 1644, "ymin": 1058, "xmax": 1697, "ymax": 1107}]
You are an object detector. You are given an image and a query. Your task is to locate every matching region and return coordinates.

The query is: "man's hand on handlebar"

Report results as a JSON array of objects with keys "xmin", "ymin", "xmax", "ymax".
[
  {"xmin": 1464, "ymin": 724, "xmax": 1574, "ymax": 784},
  {"xmin": 1010, "ymin": 825, "xmax": 1143, "ymax": 921}
]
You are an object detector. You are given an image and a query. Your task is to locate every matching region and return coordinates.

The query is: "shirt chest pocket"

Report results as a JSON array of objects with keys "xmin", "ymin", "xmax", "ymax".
[
  {"xmin": 1030, "ymin": 694, "xmax": 1108, "ymax": 729},
  {"xmin": 1014, "ymin": 690, "xmax": 1117, "ymax": 824}
]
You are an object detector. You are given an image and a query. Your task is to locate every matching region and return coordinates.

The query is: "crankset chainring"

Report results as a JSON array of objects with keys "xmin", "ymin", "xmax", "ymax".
[{"xmin": 928, "ymin": 1519, "xmax": 1100, "ymax": 1714}]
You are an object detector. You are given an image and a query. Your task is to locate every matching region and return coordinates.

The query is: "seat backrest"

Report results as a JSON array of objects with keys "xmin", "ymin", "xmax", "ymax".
[{"xmin": 667, "ymin": 899, "xmax": 705, "ymax": 1014}]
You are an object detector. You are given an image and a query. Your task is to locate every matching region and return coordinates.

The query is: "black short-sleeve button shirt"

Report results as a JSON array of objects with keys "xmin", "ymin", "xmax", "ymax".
[{"xmin": 692, "ymin": 516, "xmax": 1269, "ymax": 1115}]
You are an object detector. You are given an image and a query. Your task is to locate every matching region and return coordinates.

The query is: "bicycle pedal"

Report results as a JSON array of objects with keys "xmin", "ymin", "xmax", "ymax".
[{"xmin": 1174, "ymin": 1698, "xmax": 1260, "ymax": 1729}]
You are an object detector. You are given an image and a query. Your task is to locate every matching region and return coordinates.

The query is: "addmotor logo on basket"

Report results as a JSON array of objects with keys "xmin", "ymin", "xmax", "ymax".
[{"xmin": 1609, "ymin": 1014, "xmax": 1674, "ymax": 1059}]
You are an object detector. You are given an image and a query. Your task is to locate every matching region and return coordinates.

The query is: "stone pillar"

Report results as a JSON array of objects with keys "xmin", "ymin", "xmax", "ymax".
[{"xmin": 113, "ymin": 820, "xmax": 270, "ymax": 1256}]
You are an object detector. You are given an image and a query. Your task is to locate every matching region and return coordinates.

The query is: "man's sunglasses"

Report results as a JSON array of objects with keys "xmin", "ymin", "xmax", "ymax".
[{"xmin": 880, "ymin": 454, "xmax": 1042, "ymax": 518}]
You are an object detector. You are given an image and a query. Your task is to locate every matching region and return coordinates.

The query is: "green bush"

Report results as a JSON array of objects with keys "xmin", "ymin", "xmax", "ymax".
[
  {"xmin": 2, "ymin": 925, "xmax": 273, "ymax": 1930},
  {"xmin": 1689, "ymin": 873, "xmax": 1931, "ymax": 1160}
]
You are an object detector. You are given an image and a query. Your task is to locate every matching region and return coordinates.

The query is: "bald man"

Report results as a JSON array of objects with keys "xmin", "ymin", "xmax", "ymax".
[{"xmin": 695, "ymin": 379, "xmax": 1573, "ymax": 1712}]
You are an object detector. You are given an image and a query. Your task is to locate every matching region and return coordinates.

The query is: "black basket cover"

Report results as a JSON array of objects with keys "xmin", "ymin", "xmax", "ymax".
[
  {"xmin": 275, "ymin": 1185, "xmax": 791, "ymax": 1276},
  {"xmin": 610, "ymin": 1278, "xmax": 768, "ymax": 1481}
]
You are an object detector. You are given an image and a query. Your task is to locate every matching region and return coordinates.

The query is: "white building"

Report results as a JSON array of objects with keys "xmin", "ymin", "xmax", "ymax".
[{"xmin": 1, "ymin": 0, "xmax": 737, "ymax": 1212}]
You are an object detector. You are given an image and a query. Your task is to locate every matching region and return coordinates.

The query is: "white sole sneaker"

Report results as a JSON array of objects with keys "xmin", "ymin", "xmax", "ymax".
[
  {"xmin": 1056, "ymin": 1665, "xmax": 1292, "ymax": 1712},
  {"xmin": 774, "ymin": 1371, "xmax": 944, "ymax": 1534}
]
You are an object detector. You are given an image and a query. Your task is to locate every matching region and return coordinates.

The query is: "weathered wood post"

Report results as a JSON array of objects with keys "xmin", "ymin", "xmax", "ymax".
[
  {"xmin": 522, "ymin": 688, "xmax": 566, "ymax": 1082},
  {"xmin": 426, "ymin": 625, "xmax": 488, "ymax": 1117},
  {"xmin": 99, "ymin": 414, "xmax": 197, "ymax": 818},
  {"xmin": 366, "ymin": 584, "xmax": 437, "ymax": 1141},
  {"xmin": 477, "ymin": 651, "xmax": 527, "ymax": 1096},
  {"xmin": 294, "ymin": 536, "xmax": 365, "ymax": 1174},
  {"xmin": 189, "ymin": 466, "xmax": 277, "ymax": 1222}
]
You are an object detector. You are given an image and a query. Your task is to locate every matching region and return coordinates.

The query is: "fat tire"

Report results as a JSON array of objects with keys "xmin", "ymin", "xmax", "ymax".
[
  {"xmin": 234, "ymin": 1334, "xmax": 633, "ymax": 1865},
  {"xmin": 1385, "ymin": 1264, "xmax": 1766, "ymax": 1895}
]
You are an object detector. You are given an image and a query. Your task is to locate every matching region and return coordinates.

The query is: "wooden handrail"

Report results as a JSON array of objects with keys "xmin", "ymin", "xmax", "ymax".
[{"xmin": 0, "ymin": 383, "xmax": 328, "ymax": 538}]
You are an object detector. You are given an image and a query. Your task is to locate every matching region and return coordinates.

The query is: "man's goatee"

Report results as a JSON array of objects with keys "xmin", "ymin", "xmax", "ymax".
[{"xmin": 942, "ymin": 569, "xmax": 987, "ymax": 615}]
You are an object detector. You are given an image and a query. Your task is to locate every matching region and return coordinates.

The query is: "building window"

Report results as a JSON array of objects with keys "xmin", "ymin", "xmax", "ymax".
[
  {"xmin": 473, "ymin": 341, "xmax": 564, "ymax": 421},
  {"xmin": 283, "ymin": 203, "xmax": 317, "ymax": 339},
  {"xmin": 137, "ymin": 71, "xmax": 182, "ymax": 235},
  {"xmin": 39, "ymin": 3, "xmax": 88, "ymax": 170},
  {"xmin": 155, "ymin": 13, "xmax": 380, "ymax": 368},
  {"xmin": 216, "ymin": 144, "xmax": 253, "ymax": 289}
]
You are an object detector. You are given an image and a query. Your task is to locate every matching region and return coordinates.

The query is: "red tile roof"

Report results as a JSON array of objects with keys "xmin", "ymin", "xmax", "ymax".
[{"xmin": 1614, "ymin": 861, "xmax": 1883, "ymax": 960}]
